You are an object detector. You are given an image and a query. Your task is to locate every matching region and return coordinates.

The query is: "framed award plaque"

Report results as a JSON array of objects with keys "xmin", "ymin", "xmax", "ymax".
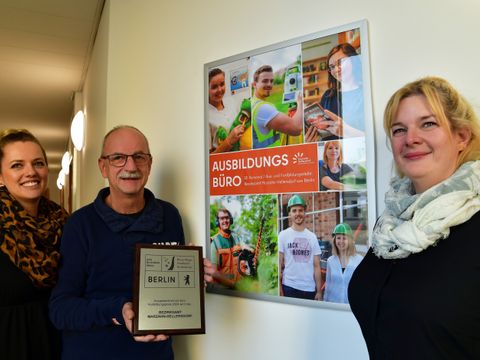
[{"xmin": 133, "ymin": 244, "xmax": 205, "ymax": 335}]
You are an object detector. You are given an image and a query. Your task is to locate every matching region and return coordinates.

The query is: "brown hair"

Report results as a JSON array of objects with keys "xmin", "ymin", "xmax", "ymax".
[
  {"xmin": 208, "ymin": 68, "xmax": 225, "ymax": 83},
  {"xmin": 326, "ymin": 43, "xmax": 360, "ymax": 95},
  {"xmin": 217, "ymin": 207, "xmax": 232, "ymax": 218},
  {"xmin": 253, "ymin": 65, "xmax": 273, "ymax": 82},
  {"xmin": 384, "ymin": 76, "xmax": 480, "ymax": 175},
  {"xmin": 0, "ymin": 129, "xmax": 48, "ymax": 173}
]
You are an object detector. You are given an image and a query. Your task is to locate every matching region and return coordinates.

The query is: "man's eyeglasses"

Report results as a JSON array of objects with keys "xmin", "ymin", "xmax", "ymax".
[{"xmin": 101, "ymin": 153, "xmax": 151, "ymax": 167}]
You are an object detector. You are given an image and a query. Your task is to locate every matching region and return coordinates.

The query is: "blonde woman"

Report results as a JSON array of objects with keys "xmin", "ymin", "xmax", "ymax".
[
  {"xmin": 319, "ymin": 140, "xmax": 353, "ymax": 191},
  {"xmin": 324, "ymin": 223, "xmax": 362, "ymax": 303},
  {"xmin": 349, "ymin": 77, "xmax": 480, "ymax": 358}
]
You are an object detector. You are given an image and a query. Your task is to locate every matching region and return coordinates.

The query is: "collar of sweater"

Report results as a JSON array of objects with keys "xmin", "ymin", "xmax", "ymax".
[{"xmin": 93, "ymin": 187, "xmax": 164, "ymax": 234}]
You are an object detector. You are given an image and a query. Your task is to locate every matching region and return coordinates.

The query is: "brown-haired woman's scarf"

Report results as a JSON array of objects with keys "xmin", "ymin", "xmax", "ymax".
[{"xmin": 0, "ymin": 187, "xmax": 68, "ymax": 288}]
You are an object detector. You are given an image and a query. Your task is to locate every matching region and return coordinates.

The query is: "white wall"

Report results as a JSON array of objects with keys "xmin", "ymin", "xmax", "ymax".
[
  {"xmin": 74, "ymin": 0, "xmax": 110, "ymax": 207},
  {"xmin": 79, "ymin": 0, "xmax": 480, "ymax": 359}
]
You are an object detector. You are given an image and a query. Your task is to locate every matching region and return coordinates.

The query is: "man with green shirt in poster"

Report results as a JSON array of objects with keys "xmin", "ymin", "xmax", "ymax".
[{"xmin": 251, "ymin": 65, "xmax": 304, "ymax": 149}]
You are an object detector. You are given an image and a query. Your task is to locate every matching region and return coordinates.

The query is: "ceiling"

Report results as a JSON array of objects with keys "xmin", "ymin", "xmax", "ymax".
[{"xmin": 0, "ymin": 0, "xmax": 104, "ymax": 172}]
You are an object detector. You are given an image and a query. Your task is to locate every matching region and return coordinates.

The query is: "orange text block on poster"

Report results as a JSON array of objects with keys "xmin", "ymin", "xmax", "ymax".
[{"xmin": 209, "ymin": 143, "xmax": 319, "ymax": 196}]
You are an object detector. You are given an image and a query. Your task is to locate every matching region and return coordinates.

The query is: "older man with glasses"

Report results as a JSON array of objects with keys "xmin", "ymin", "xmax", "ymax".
[{"xmin": 49, "ymin": 125, "xmax": 185, "ymax": 360}]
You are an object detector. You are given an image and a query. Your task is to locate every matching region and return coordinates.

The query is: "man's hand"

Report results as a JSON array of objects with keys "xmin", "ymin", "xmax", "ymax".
[
  {"xmin": 296, "ymin": 92, "xmax": 304, "ymax": 112},
  {"xmin": 122, "ymin": 302, "xmax": 169, "ymax": 342},
  {"xmin": 203, "ymin": 258, "xmax": 215, "ymax": 285}
]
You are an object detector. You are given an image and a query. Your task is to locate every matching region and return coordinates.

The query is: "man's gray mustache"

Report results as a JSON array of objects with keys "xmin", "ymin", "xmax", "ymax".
[{"xmin": 119, "ymin": 172, "xmax": 141, "ymax": 179}]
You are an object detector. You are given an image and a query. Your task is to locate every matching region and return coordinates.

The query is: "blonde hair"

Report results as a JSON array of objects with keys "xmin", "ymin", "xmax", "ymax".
[
  {"xmin": 384, "ymin": 76, "xmax": 480, "ymax": 175},
  {"xmin": 323, "ymin": 140, "xmax": 343, "ymax": 166},
  {"xmin": 332, "ymin": 233, "xmax": 356, "ymax": 257}
]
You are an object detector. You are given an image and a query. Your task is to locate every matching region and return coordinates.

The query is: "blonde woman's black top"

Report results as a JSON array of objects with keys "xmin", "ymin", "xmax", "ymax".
[{"xmin": 348, "ymin": 210, "xmax": 480, "ymax": 359}]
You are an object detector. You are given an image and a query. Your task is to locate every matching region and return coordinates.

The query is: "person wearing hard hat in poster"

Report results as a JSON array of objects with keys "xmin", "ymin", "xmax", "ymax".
[
  {"xmin": 278, "ymin": 195, "xmax": 322, "ymax": 300},
  {"xmin": 324, "ymin": 223, "xmax": 363, "ymax": 304}
]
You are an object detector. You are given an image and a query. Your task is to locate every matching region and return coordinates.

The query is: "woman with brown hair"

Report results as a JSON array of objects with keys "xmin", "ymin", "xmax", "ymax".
[{"xmin": 308, "ymin": 43, "xmax": 365, "ymax": 141}]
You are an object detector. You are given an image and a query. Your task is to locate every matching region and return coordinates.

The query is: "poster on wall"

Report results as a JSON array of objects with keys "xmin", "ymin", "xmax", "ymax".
[{"xmin": 205, "ymin": 20, "xmax": 375, "ymax": 308}]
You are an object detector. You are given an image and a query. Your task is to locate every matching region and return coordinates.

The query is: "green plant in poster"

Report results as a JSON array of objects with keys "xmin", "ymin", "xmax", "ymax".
[{"xmin": 210, "ymin": 194, "xmax": 278, "ymax": 294}]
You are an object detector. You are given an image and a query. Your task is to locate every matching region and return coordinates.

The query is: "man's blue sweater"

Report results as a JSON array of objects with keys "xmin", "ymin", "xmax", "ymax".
[{"xmin": 49, "ymin": 188, "xmax": 185, "ymax": 359}]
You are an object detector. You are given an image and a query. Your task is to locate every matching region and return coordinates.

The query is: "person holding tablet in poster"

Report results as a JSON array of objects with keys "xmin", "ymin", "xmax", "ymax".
[
  {"xmin": 208, "ymin": 68, "xmax": 246, "ymax": 153},
  {"xmin": 349, "ymin": 77, "xmax": 480, "ymax": 358},
  {"xmin": 307, "ymin": 43, "xmax": 364, "ymax": 140},
  {"xmin": 279, "ymin": 195, "xmax": 322, "ymax": 300},
  {"xmin": 251, "ymin": 65, "xmax": 304, "ymax": 149}
]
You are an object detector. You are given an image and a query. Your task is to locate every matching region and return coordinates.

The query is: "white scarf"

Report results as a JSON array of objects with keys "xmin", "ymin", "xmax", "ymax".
[{"xmin": 372, "ymin": 161, "xmax": 480, "ymax": 259}]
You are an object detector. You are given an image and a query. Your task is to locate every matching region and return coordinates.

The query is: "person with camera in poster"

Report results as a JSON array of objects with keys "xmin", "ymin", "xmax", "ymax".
[{"xmin": 251, "ymin": 65, "xmax": 304, "ymax": 149}]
